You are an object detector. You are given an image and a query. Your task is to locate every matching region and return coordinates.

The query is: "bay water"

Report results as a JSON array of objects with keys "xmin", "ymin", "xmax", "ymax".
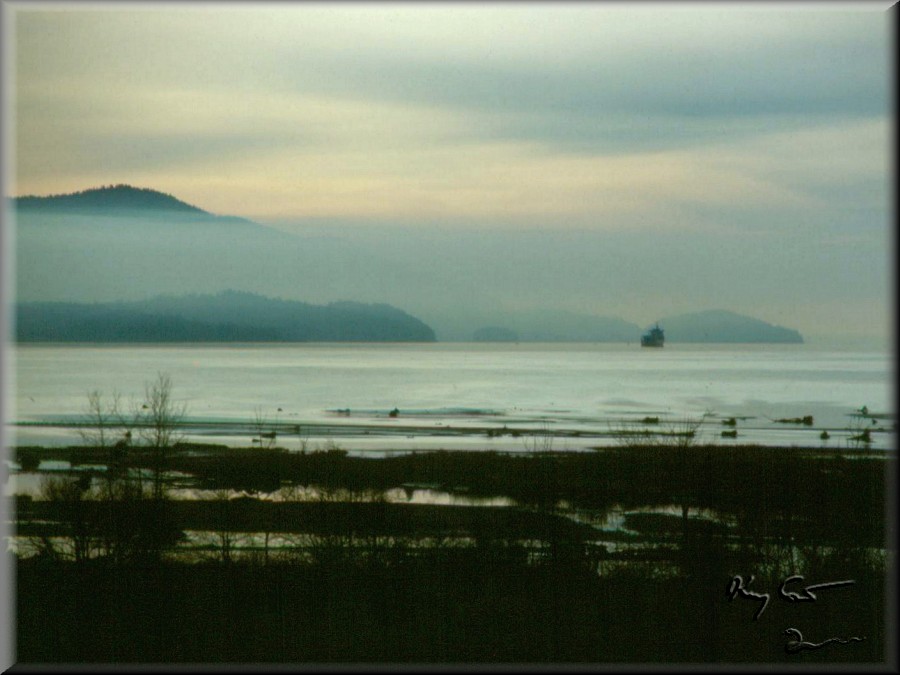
[{"xmin": 6, "ymin": 342, "xmax": 894, "ymax": 453}]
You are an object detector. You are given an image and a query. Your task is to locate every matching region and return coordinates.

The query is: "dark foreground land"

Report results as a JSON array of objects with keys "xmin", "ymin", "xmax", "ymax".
[{"xmin": 11, "ymin": 443, "xmax": 894, "ymax": 664}]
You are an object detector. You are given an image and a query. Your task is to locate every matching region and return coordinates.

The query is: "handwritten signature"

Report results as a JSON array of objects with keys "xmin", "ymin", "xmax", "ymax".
[
  {"xmin": 726, "ymin": 574, "xmax": 855, "ymax": 620},
  {"xmin": 726, "ymin": 575, "xmax": 865, "ymax": 654},
  {"xmin": 782, "ymin": 628, "xmax": 865, "ymax": 654}
]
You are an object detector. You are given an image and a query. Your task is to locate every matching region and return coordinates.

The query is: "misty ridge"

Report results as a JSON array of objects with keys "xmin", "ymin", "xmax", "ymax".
[
  {"xmin": 12, "ymin": 185, "xmax": 803, "ymax": 343},
  {"xmin": 15, "ymin": 291, "xmax": 436, "ymax": 343}
]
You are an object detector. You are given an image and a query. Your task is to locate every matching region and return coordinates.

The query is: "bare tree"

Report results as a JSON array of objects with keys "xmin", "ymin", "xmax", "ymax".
[
  {"xmin": 660, "ymin": 412, "xmax": 711, "ymax": 452},
  {"xmin": 80, "ymin": 389, "xmax": 137, "ymax": 487},
  {"xmin": 252, "ymin": 406, "xmax": 277, "ymax": 449},
  {"xmin": 522, "ymin": 424, "xmax": 563, "ymax": 565},
  {"xmin": 138, "ymin": 373, "xmax": 187, "ymax": 501},
  {"xmin": 36, "ymin": 474, "xmax": 99, "ymax": 564},
  {"xmin": 205, "ymin": 488, "xmax": 239, "ymax": 563},
  {"xmin": 522, "ymin": 423, "xmax": 555, "ymax": 455},
  {"xmin": 79, "ymin": 390, "xmax": 115, "ymax": 450},
  {"xmin": 296, "ymin": 424, "xmax": 310, "ymax": 453},
  {"xmin": 140, "ymin": 373, "xmax": 186, "ymax": 452},
  {"xmin": 657, "ymin": 412, "xmax": 712, "ymax": 535}
]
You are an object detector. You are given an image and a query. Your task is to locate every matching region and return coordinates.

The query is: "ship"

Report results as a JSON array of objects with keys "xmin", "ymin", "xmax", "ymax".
[{"xmin": 641, "ymin": 323, "xmax": 665, "ymax": 348}]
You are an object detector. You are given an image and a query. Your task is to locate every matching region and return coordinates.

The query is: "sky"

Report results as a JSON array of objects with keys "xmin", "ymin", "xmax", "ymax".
[{"xmin": 4, "ymin": 2, "xmax": 894, "ymax": 342}]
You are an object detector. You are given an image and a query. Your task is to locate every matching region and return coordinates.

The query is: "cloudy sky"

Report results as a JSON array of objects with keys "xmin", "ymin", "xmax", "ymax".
[{"xmin": 6, "ymin": 2, "xmax": 893, "ymax": 342}]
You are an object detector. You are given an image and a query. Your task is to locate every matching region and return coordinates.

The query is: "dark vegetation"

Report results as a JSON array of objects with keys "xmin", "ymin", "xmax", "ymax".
[
  {"xmin": 16, "ymin": 552, "xmax": 883, "ymax": 664},
  {"xmin": 13, "ymin": 441, "xmax": 891, "ymax": 664},
  {"xmin": 15, "ymin": 290, "xmax": 437, "ymax": 342},
  {"xmin": 14, "ymin": 443, "xmax": 889, "ymax": 545}
]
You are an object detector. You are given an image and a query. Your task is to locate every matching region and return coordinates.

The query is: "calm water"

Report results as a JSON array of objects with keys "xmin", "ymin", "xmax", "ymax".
[{"xmin": 5, "ymin": 342, "xmax": 895, "ymax": 452}]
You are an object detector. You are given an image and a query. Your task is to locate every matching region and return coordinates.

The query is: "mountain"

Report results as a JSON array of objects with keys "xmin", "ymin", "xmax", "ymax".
[
  {"xmin": 15, "ymin": 291, "xmax": 437, "ymax": 343},
  {"xmin": 12, "ymin": 185, "xmax": 431, "ymax": 311},
  {"xmin": 13, "ymin": 184, "xmax": 209, "ymax": 216},
  {"xmin": 652, "ymin": 310, "xmax": 803, "ymax": 343}
]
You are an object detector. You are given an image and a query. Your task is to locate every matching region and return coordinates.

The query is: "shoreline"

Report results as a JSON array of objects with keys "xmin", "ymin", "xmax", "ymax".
[{"xmin": 10, "ymin": 411, "xmax": 897, "ymax": 453}]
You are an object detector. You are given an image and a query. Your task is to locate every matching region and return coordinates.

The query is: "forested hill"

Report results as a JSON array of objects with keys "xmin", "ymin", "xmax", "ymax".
[
  {"xmin": 15, "ymin": 291, "xmax": 437, "ymax": 343},
  {"xmin": 13, "ymin": 184, "xmax": 209, "ymax": 216}
]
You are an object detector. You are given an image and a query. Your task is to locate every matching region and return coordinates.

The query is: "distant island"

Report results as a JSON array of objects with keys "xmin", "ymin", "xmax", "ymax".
[
  {"xmin": 651, "ymin": 309, "xmax": 804, "ymax": 343},
  {"xmin": 468, "ymin": 309, "xmax": 803, "ymax": 344},
  {"xmin": 15, "ymin": 291, "xmax": 437, "ymax": 343}
]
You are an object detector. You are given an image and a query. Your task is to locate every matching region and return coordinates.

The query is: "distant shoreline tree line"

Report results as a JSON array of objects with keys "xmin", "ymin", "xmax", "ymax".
[
  {"xmin": 15, "ymin": 290, "xmax": 437, "ymax": 342},
  {"xmin": 14, "ymin": 294, "xmax": 805, "ymax": 343}
]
